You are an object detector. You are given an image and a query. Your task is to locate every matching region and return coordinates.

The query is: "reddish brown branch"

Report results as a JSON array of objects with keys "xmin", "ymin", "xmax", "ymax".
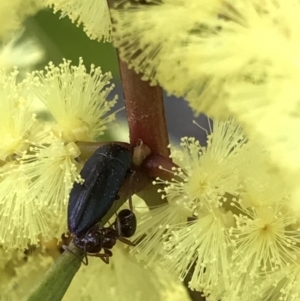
[
  {"xmin": 141, "ymin": 153, "xmax": 176, "ymax": 180},
  {"xmin": 118, "ymin": 59, "xmax": 170, "ymax": 159}
]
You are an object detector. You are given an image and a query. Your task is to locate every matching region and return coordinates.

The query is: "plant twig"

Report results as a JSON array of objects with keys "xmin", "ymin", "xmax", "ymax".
[
  {"xmin": 118, "ymin": 60, "xmax": 170, "ymax": 158},
  {"xmin": 25, "ymin": 243, "xmax": 82, "ymax": 301}
]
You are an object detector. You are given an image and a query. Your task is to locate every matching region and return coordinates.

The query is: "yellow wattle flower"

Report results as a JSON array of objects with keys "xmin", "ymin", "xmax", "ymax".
[
  {"xmin": 50, "ymin": 0, "xmax": 111, "ymax": 41},
  {"xmin": 26, "ymin": 58, "xmax": 117, "ymax": 142}
]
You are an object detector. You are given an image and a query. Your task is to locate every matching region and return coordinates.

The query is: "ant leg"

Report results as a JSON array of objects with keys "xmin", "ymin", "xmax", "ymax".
[
  {"xmin": 127, "ymin": 170, "xmax": 135, "ymax": 211},
  {"xmin": 82, "ymin": 242, "xmax": 89, "ymax": 265},
  {"xmin": 115, "ymin": 215, "xmax": 122, "ymax": 235},
  {"xmin": 128, "ymin": 194, "xmax": 133, "ymax": 212},
  {"xmin": 115, "ymin": 209, "xmax": 137, "ymax": 239},
  {"xmin": 110, "ymin": 194, "xmax": 122, "ymax": 227},
  {"xmin": 100, "ymin": 256, "xmax": 109, "ymax": 264},
  {"xmin": 90, "ymin": 249, "xmax": 113, "ymax": 264},
  {"xmin": 62, "ymin": 244, "xmax": 87, "ymax": 265},
  {"xmin": 117, "ymin": 236, "xmax": 136, "ymax": 247},
  {"xmin": 89, "ymin": 253, "xmax": 109, "ymax": 264},
  {"xmin": 187, "ymin": 214, "xmax": 198, "ymax": 224}
]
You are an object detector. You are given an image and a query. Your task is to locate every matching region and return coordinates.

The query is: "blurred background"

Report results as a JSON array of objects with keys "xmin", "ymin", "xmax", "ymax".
[{"xmin": 23, "ymin": 8, "xmax": 209, "ymax": 145}]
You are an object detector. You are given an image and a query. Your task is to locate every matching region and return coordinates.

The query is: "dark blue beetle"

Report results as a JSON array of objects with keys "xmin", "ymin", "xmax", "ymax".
[
  {"xmin": 67, "ymin": 144, "xmax": 136, "ymax": 264},
  {"xmin": 68, "ymin": 143, "xmax": 132, "ymax": 236}
]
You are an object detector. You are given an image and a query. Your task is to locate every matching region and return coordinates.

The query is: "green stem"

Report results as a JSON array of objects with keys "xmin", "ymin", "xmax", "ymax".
[{"xmin": 25, "ymin": 244, "xmax": 82, "ymax": 301}]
